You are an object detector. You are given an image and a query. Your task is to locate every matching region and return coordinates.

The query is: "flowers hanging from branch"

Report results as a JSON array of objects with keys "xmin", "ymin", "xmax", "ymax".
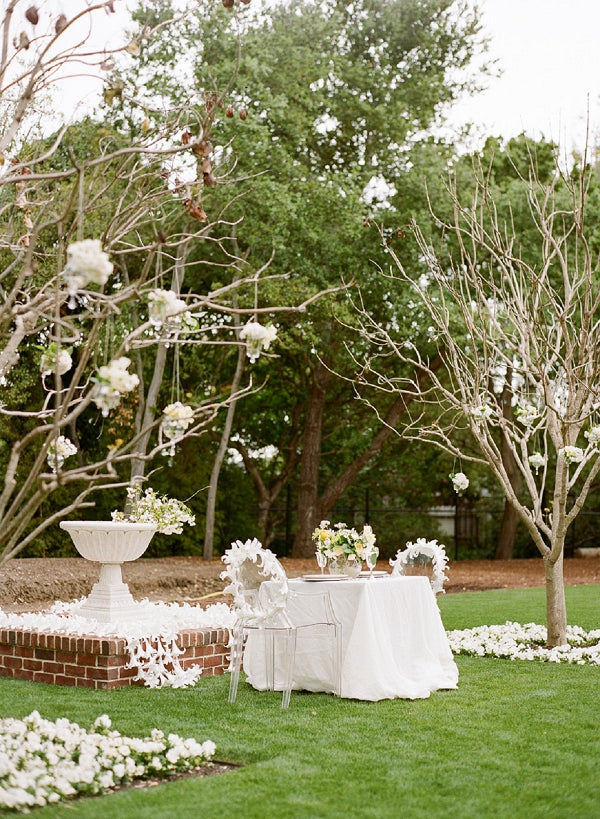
[
  {"xmin": 584, "ymin": 425, "xmax": 600, "ymax": 448},
  {"xmin": 515, "ymin": 403, "xmax": 541, "ymax": 427},
  {"xmin": 161, "ymin": 401, "xmax": 194, "ymax": 456},
  {"xmin": 528, "ymin": 452, "xmax": 546, "ymax": 475},
  {"xmin": 450, "ymin": 472, "xmax": 469, "ymax": 495},
  {"xmin": 112, "ymin": 485, "xmax": 195, "ymax": 535},
  {"xmin": 471, "ymin": 403, "xmax": 493, "ymax": 423},
  {"xmin": 239, "ymin": 321, "xmax": 277, "ymax": 363},
  {"xmin": 147, "ymin": 289, "xmax": 197, "ymax": 334},
  {"xmin": 92, "ymin": 357, "xmax": 139, "ymax": 417},
  {"xmin": 46, "ymin": 435, "xmax": 77, "ymax": 473},
  {"xmin": 40, "ymin": 343, "xmax": 72, "ymax": 378},
  {"xmin": 560, "ymin": 446, "xmax": 585, "ymax": 466},
  {"xmin": 61, "ymin": 239, "xmax": 113, "ymax": 302}
]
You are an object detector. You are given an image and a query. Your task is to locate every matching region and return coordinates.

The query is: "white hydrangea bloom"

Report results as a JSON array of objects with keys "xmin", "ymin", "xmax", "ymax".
[
  {"xmin": 239, "ymin": 321, "xmax": 278, "ymax": 363},
  {"xmin": 63, "ymin": 239, "xmax": 113, "ymax": 289},
  {"xmin": 561, "ymin": 445, "xmax": 584, "ymax": 465},
  {"xmin": 450, "ymin": 472, "xmax": 469, "ymax": 494},
  {"xmin": 584, "ymin": 425, "xmax": 600, "ymax": 447}
]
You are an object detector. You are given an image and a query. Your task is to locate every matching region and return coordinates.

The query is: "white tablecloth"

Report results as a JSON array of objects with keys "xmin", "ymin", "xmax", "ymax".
[{"xmin": 243, "ymin": 575, "xmax": 459, "ymax": 701}]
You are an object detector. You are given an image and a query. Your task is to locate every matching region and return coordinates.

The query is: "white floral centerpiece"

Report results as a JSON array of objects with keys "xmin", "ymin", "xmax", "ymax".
[
  {"xmin": 312, "ymin": 520, "xmax": 376, "ymax": 577},
  {"xmin": 239, "ymin": 321, "xmax": 278, "ymax": 363},
  {"xmin": 92, "ymin": 357, "xmax": 139, "ymax": 417},
  {"xmin": 112, "ymin": 485, "xmax": 195, "ymax": 535}
]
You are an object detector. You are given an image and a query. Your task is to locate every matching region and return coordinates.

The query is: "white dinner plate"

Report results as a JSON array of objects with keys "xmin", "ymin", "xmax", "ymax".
[
  {"xmin": 359, "ymin": 570, "xmax": 389, "ymax": 578},
  {"xmin": 300, "ymin": 574, "xmax": 350, "ymax": 582}
]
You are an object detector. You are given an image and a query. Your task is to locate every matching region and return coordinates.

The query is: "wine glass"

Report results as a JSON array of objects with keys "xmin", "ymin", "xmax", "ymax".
[
  {"xmin": 315, "ymin": 549, "xmax": 327, "ymax": 575},
  {"xmin": 366, "ymin": 546, "xmax": 379, "ymax": 579}
]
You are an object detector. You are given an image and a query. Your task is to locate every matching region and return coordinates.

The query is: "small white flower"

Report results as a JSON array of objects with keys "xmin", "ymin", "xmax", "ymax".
[
  {"xmin": 40, "ymin": 344, "xmax": 72, "ymax": 377},
  {"xmin": 47, "ymin": 435, "xmax": 77, "ymax": 473},
  {"xmin": 515, "ymin": 403, "xmax": 541, "ymax": 427},
  {"xmin": 561, "ymin": 445, "xmax": 585, "ymax": 466},
  {"xmin": 92, "ymin": 357, "xmax": 139, "ymax": 416},
  {"xmin": 450, "ymin": 472, "xmax": 469, "ymax": 494},
  {"xmin": 239, "ymin": 321, "xmax": 278, "ymax": 363}
]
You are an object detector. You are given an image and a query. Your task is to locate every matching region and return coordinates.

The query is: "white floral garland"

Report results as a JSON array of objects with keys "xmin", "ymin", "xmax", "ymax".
[
  {"xmin": 0, "ymin": 600, "xmax": 236, "ymax": 689},
  {"xmin": 447, "ymin": 621, "xmax": 600, "ymax": 665},
  {"xmin": 0, "ymin": 711, "xmax": 215, "ymax": 811},
  {"xmin": 389, "ymin": 538, "xmax": 449, "ymax": 594}
]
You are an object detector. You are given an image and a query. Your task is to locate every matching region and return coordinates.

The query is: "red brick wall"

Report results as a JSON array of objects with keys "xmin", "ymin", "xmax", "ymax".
[{"xmin": 0, "ymin": 626, "xmax": 229, "ymax": 690}]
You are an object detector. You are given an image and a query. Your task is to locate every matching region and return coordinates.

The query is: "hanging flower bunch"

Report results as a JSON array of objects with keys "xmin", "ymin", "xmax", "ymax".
[
  {"xmin": 528, "ymin": 452, "xmax": 546, "ymax": 474},
  {"xmin": 312, "ymin": 520, "xmax": 376, "ymax": 564},
  {"xmin": 40, "ymin": 343, "xmax": 72, "ymax": 378},
  {"xmin": 561, "ymin": 446, "xmax": 585, "ymax": 466},
  {"xmin": 584, "ymin": 425, "xmax": 600, "ymax": 448},
  {"xmin": 148, "ymin": 289, "xmax": 197, "ymax": 333},
  {"xmin": 471, "ymin": 403, "xmax": 494, "ymax": 423},
  {"xmin": 46, "ymin": 435, "xmax": 77, "ymax": 473},
  {"xmin": 61, "ymin": 239, "xmax": 113, "ymax": 298},
  {"xmin": 239, "ymin": 321, "xmax": 278, "ymax": 363},
  {"xmin": 92, "ymin": 357, "xmax": 139, "ymax": 417},
  {"xmin": 161, "ymin": 401, "xmax": 194, "ymax": 456},
  {"xmin": 515, "ymin": 403, "xmax": 541, "ymax": 427},
  {"xmin": 112, "ymin": 485, "xmax": 195, "ymax": 535},
  {"xmin": 450, "ymin": 472, "xmax": 469, "ymax": 495}
]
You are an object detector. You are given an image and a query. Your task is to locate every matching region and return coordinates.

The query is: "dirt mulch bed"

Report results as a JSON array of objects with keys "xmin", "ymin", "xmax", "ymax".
[{"xmin": 1, "ymin": 555, "xmax": 600, "ymax": 613}]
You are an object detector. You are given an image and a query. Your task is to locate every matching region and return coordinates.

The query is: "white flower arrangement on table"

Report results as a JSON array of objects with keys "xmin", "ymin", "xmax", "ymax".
[
  {"xmin": 528, "ymin": 452, "xmax": 546, "ymax": 474},
  {"xmin": 61, "ymin": 239, "xmax": 113, "ymax": 298},
  {"xmin": 560, "ymin": 445, "xmax": 585, "ymax": 466},
  {"xmin": 40, "ymin": 343, "xmax": 72, "ymax": 377},
  {"xmin": 312, "ymin": 520, "xmax": 376, "ymax": 565},
  {"xmin": 148, "ymin": 289, "xmax": 198, "ymax": 333},
  {"xmin": 112, "ymin": 485, "xmax": 195, "ymax": 535},
  {"xmin": 92, "ymin": 356, "xmax": 139, "ymax": 417},
  {"xmin": 239, "ymin": 321, "xmax": 278, "ymax": 363},
  {"xmin": 0, "ymin": 710, "xmax": 215, "ymax": 812},
  {"xmin": 450, "ymin": 471, "xmax": 469, "ymax": 495},
  {"xmin": 46, "ymin": 435, "xmax": 77, "ymax": 473},
  {"xmin": 390, "ymin": 538, "xmax": 449, "ymax": 594}
]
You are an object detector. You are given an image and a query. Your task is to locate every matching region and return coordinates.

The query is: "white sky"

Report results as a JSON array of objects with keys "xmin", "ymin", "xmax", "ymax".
[
  {"xmin": 446, "ymin": 0, "xmax": 600, "ymax": 152},
  {"xmin": 52, "ymin": 0, "xmax": 600, "ymax": 153}
]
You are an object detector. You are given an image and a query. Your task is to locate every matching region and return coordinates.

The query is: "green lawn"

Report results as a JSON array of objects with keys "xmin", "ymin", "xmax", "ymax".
[{"xmin": 1, "ymin": 584, "xmax": 599, "ymax": 818}]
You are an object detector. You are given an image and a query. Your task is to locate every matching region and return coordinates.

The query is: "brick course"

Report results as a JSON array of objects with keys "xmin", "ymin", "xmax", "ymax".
[{"xmin": 0, "ymin": 626, "xmax": 229, "ymax": 690}]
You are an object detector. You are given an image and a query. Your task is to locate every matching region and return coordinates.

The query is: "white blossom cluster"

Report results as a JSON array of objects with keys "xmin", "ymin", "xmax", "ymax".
[
  {"xmin": 40, "ymin": 344, "xmax": 72, "ymax": 378},
  {"xmin": 239, "ymin": 321, "xmax": 278, "ymax": 363},
  {"xmin": 515, "ymin": 403, "xmax": 541, "ymax": 427},
  {"xmin": 560, "ymin": 445, "xmax": 585, "ymax": 466},
  {"xmin": 450, "ymin": 472, "xmax": 469, "ymax": 494},
  {"xmin": 471, "ymin": 404, "xmax": 493, "ymax": 422},
  {"xmin": 584, "ymin": 425, "xmax": 600, "ymax": 448},
  {"xmin": 528, "ymin": 452, "xmax": 546, "ymax": 474},
  {"xmin": 46, "ymin": 435, "xmax": 77, "ymax": 473},
  {"xmin": 112, "ymin": 486, "xmax": 196, "ymax": 535},
  {"xmin": 447, "ymin": 621, "xmax": 600, "ymax": 665},
  {"xmin": 0, "ymin": 710, "xmax": 215, "ymax": 811},
  {"xmin": 148, "ymin": 289, "xmax": 197, "ymax": 333},
  {"xmin": 312, "ymin": 520, "xmax": 376, "ymax": 563},
  {"xmin": 92, "ymin": 357, "xmax": 139, "ymax": 417},
  {"xmin": 62, "ymin": 239, "xmax": 113, "ymax": 295}
]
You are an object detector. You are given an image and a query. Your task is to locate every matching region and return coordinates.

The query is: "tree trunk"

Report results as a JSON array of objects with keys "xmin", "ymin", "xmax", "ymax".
[
  {"xmin": 292, "ymin": 363, "xmax": 332, "ymax": 557},
  {"xmin": 544, "ymin": 551, "xmax": 567, "ymax": 647},
  {"xmin": 495, "ymin": 500, "xmax": 520, "ymax": 560}
]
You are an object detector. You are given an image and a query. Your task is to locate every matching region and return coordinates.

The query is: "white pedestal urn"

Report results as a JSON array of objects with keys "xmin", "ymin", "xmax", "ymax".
[{"xmin": 60, "ymin": 521, "xmax": 157, "ymax": 623}]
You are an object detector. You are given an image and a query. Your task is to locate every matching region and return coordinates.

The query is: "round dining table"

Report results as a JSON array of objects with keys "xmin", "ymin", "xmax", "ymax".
[{"xmin": 243, "ymin": 574, "xmax": 459, "ymax": 701}]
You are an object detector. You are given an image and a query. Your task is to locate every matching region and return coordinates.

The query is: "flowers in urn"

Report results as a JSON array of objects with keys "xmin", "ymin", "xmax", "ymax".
[
  {"xmin": 46, "ymin": 435, "xmax": 77, "ymax": 473},
  {"xmin": 450, "ymin": 472, "xmax": 469, "ymax": 495},
  {"xmin": 61, "ymin": 239, "xmax": 113, "ymax": 300},
  {"xmin": 161, "ymin": 401, "xmax": 194, "ymax": 456},
  {"xmin": 312, "ymin": 520, "xmax": 376, "ymax": 577},
  {"xmin": 239, "ymin": 321, "xmax": 278, "ymax": 363},
  {"xmin": 92, "ymin": 357, "xmax": 139, "ymax": 417},
  {"xmin": 40, "ymin": 343, "xmax": 72, "ymax": 378},
  {"xmin": 560, "ymin": 445, "xmax": 585, "ymax": 466},
  {"xmin": 112, "ymin": 485, "xmax": 195, "ymax": 535}
]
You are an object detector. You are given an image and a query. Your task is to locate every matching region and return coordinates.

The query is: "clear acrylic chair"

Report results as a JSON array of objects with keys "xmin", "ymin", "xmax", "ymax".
[
  {"xmin": 389, "ymin": 538, "xmax": 449, "ymax": 594},
  {"xmin": 221, "ymin": 538, "xmax": 342, "ymax": 707}
]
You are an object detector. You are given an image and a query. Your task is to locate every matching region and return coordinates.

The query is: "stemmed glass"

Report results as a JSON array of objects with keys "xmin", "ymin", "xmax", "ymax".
[
  {"xmin": 315, "ymin": 549, "xmax": 327, "ymax": 575},
  {"xmin": 366, "ymin": 546, "xmax": 379, "ymax": 579}
]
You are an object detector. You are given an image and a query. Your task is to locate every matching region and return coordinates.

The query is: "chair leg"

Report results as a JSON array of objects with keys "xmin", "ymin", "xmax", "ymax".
[{"xmin": 228, "ymin": 628, "xmax": 245, "ymax": 704}]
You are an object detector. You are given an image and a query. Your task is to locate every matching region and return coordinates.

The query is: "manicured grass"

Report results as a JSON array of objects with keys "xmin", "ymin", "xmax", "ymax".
[{"xmin": 1, "ymin": 585, "xmax": 599, "ymax": 818}]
